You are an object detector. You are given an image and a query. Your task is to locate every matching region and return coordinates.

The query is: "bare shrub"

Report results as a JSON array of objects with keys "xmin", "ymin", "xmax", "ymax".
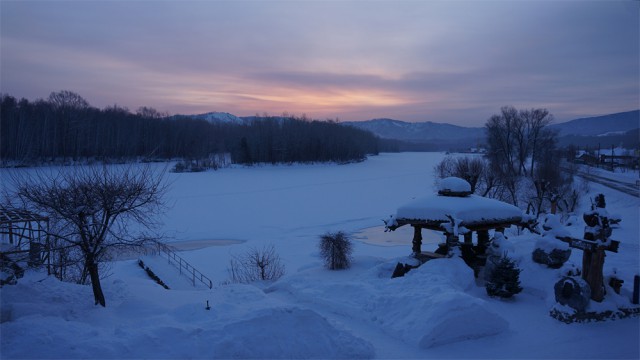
[
  {"xmin": 228, "ymin": 244, "xmax": 285, "ymax": 283},
  {"xmin": 319, "ymin": 231, "xmax": 353, "ymax": 270}
]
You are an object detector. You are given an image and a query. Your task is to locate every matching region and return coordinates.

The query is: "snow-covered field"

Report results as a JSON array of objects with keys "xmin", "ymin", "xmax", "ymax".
[{"xmin": 2, "ymin": 152, "xmax": 639, "ymax": 359}]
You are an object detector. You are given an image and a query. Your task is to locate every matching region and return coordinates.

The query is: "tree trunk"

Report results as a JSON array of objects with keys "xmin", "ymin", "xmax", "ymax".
[{"xmin": 87, "ymin": 257, "xmax": 106, "ymax": 307}]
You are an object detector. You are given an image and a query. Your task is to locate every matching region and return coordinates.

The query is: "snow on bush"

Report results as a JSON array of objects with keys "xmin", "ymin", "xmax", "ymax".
[
  {"xmin": 541, "ymin": 214, "xmax": 571, "ymax": 238},
  {"xmin": 485, "ymin": 254, "xmax": 523, "ymax": 298}
]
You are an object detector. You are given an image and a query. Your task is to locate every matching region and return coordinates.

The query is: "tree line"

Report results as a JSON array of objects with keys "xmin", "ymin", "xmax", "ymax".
[{"xmin": 1, "ymin": 91, "xmax": 382, "ymax": 165}]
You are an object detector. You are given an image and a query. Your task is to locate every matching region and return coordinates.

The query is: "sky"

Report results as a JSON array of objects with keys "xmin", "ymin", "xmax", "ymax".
[{"xmin": 1, "ymin": 1, "xmax": 638, "ymax": 126}]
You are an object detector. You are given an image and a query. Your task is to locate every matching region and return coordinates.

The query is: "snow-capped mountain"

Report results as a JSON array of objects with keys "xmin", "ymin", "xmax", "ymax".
[{"xmin": 187, "ymin": 112, "xmax": 245, "ymax": 124}]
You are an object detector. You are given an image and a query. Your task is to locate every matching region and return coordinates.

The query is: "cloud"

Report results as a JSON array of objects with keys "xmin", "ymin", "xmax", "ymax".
[{"xmin": 1, "ymin": 1, "xmax": 637, "ymax": 125}]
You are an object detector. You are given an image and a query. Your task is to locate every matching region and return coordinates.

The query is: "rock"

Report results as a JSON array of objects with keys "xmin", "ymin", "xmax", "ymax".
[
  {"xmin": 532, "ymin": 236, "xmax": 571, "ymax": 268},
  {"xmin": 532, "ymin": 248, "xmax": 571, "ymax": 269},
  {"xmin": 554, "ymin": 276, "xmax": 591, "ymax": 312},
  {"xmin": 391, "ymin": 262, "xmax": 412, "ymax": 278}
]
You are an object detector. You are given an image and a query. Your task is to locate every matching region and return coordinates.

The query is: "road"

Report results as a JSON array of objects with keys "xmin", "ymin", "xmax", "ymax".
[{"xmin": 564, "ymin": 166, "xmax": 639, "ymax": 198}]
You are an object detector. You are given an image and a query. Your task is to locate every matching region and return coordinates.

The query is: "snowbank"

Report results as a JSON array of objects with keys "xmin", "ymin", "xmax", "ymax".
[
  {"xmin": 1, "ymin": 269, "xmax": 375, "ymax": 359},
  {"xmin": 212, "ymin": 307, "xmax": 375, "ymax": 359},
  {"xmin": 371, "ymin": 257, "xmax": 509, "ymax": 349},
  {"xmin": 270, "ymin": 256, "xmax": 509, "ymax": 350}
]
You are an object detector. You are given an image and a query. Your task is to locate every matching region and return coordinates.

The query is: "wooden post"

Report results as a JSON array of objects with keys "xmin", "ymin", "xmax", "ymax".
[
  {"xmin": 582, "ymin": 248, "xmax": 606, "ymax": 302},
  {"xmin": 477, "ymin": 230, "xmax": 489, "ymax": 255},
  {"xmin": 412, "ymin": 225, "xmax": 422, "ymax": 255},
  {"xmin": 464, "ymin": 232, "xmax": 473, "ymax": 245}
]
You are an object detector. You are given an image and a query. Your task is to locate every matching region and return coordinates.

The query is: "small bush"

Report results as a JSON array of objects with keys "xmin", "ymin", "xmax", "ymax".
[
  {"xmin": 228, "ymin": 244, "xmax": 285, "ymax": 283},
  {"xmin": 319, "ymin": 231, "xmax": 353, "ymax": 270},
  {"xmin": 486, "ymin": 253, "xmax": 522, "ymax": 298}
]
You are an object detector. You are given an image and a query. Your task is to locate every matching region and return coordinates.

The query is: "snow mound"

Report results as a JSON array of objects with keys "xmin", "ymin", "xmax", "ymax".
[
  {"xmin": 368, "ymin": 257, "xmax": 509, "ymax": 348},
  {"xmin": 417, "ymin": 302, "xmax": 509, "ymax": 348},
  {"xmin": 212, "ymin": 307, "xmax": 375, "ymax": 359},
  {"xmin": 438, "ymin": 177, "xmax": 471, "ymax": 194}
]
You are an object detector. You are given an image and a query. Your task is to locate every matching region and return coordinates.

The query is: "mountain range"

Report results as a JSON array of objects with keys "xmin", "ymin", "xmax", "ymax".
[
  {"xmin": 181, "ymin": 110, "xmax": 639, "ymax": 150},
  {"xmin": 343, "ymin": 110, "xmax": 639, "ymax": 150}
]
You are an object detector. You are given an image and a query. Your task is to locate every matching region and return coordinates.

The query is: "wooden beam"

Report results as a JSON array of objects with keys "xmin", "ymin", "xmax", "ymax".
[{"xmin": 555, "ymin": 236, "xmax": 619, "ymax": 253}]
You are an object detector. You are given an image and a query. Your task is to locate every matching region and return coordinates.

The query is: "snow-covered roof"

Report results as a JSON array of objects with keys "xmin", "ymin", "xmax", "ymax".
[
  {"xmin": 437, "ymin": 177, "xmax": 471, "ymax": 196},
  {"xmin": 387, "ymin": 180, "xmax": 523, "ymax": 231}
]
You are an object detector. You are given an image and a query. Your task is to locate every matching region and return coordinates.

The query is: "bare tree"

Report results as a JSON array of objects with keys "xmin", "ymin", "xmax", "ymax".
[
  {"xmin": 228, "ymin": 244, "xmax": 285, "ymax": 283},
  {"xmin": 8, "ymin": 165, "xmax": 167, "ymax": 306},
  {"xmin": 485, "ymin": 106, "xmax": 559, "ymax": 210},
  {"xmin": 48, "ymin": 90, "xmax": 90, "ymax": 110},
  {"xmin": 434, "ymin": 156, "xmax": 493, "ymax": 195},
  {"xmin": 522, "ymin": 108, "xmax": 554, "ymax": 177}
]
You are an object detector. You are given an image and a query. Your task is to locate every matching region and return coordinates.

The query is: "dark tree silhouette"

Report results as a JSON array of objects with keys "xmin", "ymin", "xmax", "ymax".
[{"xmin": 1, "ymin": 92, "xmax": 380, "ymax": 166}]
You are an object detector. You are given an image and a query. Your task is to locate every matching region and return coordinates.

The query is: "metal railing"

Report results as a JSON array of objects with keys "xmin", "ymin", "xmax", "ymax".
[{"xmin": 156, "ymin": 243, "xmax": 213, "ymax": 289}]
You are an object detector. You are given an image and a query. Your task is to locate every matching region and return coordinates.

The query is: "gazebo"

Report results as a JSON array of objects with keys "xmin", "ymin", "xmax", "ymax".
[
  {"xmin": 0, "ymin": 206, "xmax": 50, "ymax": 281},
  {"xmin": 385, "ymin": 178, "xmax": 523, "ymax": 264}
]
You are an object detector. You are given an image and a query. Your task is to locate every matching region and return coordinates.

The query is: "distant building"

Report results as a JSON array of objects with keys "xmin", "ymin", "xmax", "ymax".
[{"xmin": 575, "ymin": 153, "xmax": 599, "ymax": 166}]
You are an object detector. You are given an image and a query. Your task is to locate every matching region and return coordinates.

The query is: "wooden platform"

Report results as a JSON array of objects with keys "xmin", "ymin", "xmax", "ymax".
[{"xmin": 415, "ymin": 251, "xmax": 447, "ymax": 264}]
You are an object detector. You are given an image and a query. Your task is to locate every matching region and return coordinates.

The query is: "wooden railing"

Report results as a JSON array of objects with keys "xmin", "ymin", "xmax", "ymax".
[{"xmin": 155, "ymin": 243, "xmax": 213, "ymax": 289}]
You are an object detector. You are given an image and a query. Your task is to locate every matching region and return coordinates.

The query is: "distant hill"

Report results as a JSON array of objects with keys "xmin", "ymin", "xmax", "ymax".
[
  {"xmin": 342, "ymin": 111, "xmax": 639, "ymax": 151},
  {"xmin": 557, "ymin": 128, "xmax": 639, "ymax": 149},
  {"xmin": 550, "ymin": 110, "xmax": 639, "ymax": 137},
  {"xmin": 341, "ymin": 118, "xmax": 484, "ymax": 142}
]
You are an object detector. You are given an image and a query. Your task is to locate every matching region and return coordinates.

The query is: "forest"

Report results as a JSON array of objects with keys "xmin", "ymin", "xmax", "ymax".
[{"xmin": 0, "ymin": 91, "xmax": 383, "ymax": 166}]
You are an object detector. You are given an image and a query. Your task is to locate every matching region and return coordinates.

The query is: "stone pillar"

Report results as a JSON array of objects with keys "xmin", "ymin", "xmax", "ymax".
[{"xmin": 412, "ymin": 225, "xmax": 422, "ymax": 255}]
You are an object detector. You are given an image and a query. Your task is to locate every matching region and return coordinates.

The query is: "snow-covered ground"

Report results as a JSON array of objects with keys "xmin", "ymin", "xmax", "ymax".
[{"xmin": 2, "ymin": 152, "xmax": 639, "ymax": 359}]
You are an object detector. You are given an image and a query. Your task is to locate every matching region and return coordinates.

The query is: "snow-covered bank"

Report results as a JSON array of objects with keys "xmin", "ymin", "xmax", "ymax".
[{"xmin": 2, "ymin": 153, "xmax": 639, "ymax": 359}]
